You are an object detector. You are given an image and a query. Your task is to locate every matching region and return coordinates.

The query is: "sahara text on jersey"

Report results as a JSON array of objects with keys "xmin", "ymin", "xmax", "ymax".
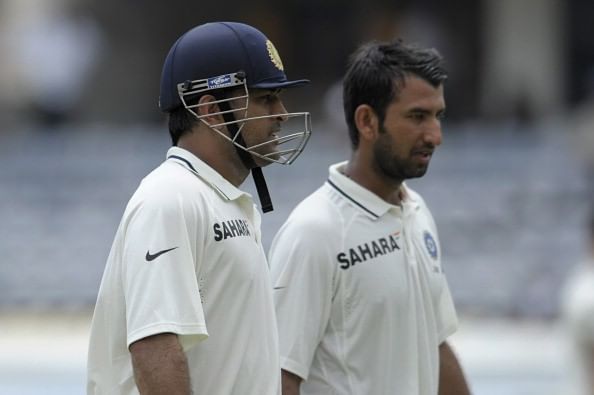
[
  {"xmin": 213, "ymin": 219, "xmax": 251, "ymax": 241},
  {"xmin": 337, "ymin": 233, "xmax": 401, "ymax": 270}
]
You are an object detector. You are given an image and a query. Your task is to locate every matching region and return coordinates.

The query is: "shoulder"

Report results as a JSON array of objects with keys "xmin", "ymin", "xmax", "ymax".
[
  {"xmin": 271, "ymin": 185, "xmax": 344, "ymax": 254},
  {"xmin": 285, "ymin": 184, "xmax": 344, "ymax": 234},
  {"xmin": 125, "ymin": 162, "xmax": 211, "ymax": 220},
  {"xmin": 143, "ymin": 161, "xmax": 208, "ymax": 196},
  {"xmin": 404, "ymin": 185, "xmax": 429, "ymax": 209},
  {"xmin": 405, "ymin": 185, "xmax": 436, "ymax": 221}
]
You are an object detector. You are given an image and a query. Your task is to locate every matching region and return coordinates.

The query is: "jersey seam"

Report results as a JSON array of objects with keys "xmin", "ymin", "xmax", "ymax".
[
  {"xmin": 168, "ymin": 154, "xmax": 198, "ymax": 173},
  {"xmin": 326, "ymin": 179, "xmax": 379, "ymax": 219},
  {"xmin": 127, "ymin": 322, "xmax": 208, "ymax": 346},
  {"xmin": 280, "ymin": 356, "xmax": 310, "ymax": 381},
  {"xmin": 168, "ymin": 156, "xmax": 231, "ymax": 200},
  {"xmin": 438, "ymin": 321, "xmax": 458, "ymax": 344}
]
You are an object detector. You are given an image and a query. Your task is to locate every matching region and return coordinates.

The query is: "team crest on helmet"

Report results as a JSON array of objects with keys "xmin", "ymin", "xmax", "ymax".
[
  {"xmin": 266, "ymin": 40, "xmax": 284, "ymax": 71},
  {"xmin": 423, "ymin": 231, "xmax": 438, "ymax": 260}
]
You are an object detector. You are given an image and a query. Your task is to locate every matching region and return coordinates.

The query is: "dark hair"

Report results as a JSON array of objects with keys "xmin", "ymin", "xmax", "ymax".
[
  {"xmin": 167, "ymin": 87, "xmax": 243, "ymax": 145},
  {"xmin": 342, "ymin": 39, "xmax": 448, "ymax": 148},
  {"xmin": 168, "ymin": 106, "xmax": 199, "ymax": 146}
]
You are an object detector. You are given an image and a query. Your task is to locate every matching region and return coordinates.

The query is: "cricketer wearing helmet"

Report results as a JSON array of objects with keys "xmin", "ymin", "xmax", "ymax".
[{"xmin": 87, "ymin": 21, "xmax": 311, "ymax": 395}]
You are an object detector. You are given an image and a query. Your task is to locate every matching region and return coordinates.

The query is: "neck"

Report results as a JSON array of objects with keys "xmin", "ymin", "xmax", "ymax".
[
  {"xmin": 177, "ymin": 128, "xmax": 250, "ymax": 187},
  {"xmin": 345, "ymin": 149, "xmax": 403, "ymax": 206}
]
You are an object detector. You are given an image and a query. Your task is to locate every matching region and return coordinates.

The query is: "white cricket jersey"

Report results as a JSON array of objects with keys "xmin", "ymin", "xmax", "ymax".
[
  {"xmin": 561, "ymin": 262, "xmax": 594, "ymax": 395},
  {"xmin": 270, "ymin": 161, "xmax": 458, "ymax": 395},
  {"xmin": 87, "ymin": 147, "xmax": 280, "ymax": 395}
]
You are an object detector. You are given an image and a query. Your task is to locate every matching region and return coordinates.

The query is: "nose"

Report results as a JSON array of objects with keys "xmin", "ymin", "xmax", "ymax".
[
  {"xmin": 425, "ymin": 119, "xmax": 442, "ymax": 146},
  {"xmin": 275, "ymin": 100, "xmax": 289, "ymax": 122}
]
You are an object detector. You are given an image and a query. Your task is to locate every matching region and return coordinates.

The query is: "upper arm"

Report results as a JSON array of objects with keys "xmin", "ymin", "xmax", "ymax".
[
  {"xmin": 438, "ymin": 341, "xmax": 471, "ymax": 395},
  {"xmin": 129, "ymin": 333, "xmax": 191, "ymax": 394},
  {"xmin": 129, "ymin": 333, "xmax": 183, "ymax": 362},
  {"xmin": 419, "ymin": 202, "xmax": 458, "ymax": 342},
  {"xmin": 123, "ymin": 193, "xmax": 208, "ymax": 349},
  {"xmin": 269, "ymin": 213, "xmax": 338, "ymax": 380},
  {"xmin": 438, "ymin": 341, "xmax": 452, "ymax": 360},
  {"xmin": 281, "ymin": 369, "xmax": 302, "ymax": 395}
]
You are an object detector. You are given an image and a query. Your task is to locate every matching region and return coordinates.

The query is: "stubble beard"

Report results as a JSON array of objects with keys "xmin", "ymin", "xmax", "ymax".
[
  {"xmin": 373, "ymin": 131, "xmax": 429, "ymax": 182},
  {"xmin": 253, "ymin": 136, "xmax": 281, "ymax": 165},
  {"xmin": 239, "ymin": 122, "xmax": 282, "ymax": 167}
]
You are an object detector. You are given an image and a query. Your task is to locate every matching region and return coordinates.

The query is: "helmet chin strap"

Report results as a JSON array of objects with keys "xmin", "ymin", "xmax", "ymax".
[{"xmin": 215, "ymin": 96, "xmax": 274, "ymax": 213}]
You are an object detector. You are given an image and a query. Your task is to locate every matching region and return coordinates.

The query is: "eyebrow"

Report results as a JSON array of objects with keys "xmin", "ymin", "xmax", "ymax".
[
  {"xmin": 407, "ymin": 107, "xmax": 431, "ymax": 114},
  {"xmin": 251, "ymin": 88, "xmax": 282, "ymax": 95},
  {"xmin": 407, "ymin": 106, "xmax": 446, "ymax": 114}
]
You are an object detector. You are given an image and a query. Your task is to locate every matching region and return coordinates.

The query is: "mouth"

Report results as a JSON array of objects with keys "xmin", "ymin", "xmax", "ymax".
[
  {"xmin": 412, "ymin": 149, "xmax": 434, "ymax": 163},
  {"xmin": 269, "ymin": 130, "xmax": 281, "ymax": 145}
]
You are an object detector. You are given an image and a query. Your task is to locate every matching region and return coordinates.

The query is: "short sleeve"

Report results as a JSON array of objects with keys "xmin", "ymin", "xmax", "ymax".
[
  {"xmin": 421, "ymin": 201, "xmax": 458, "ymax": 343},
  {"xmin": 123, "ymin": 193, "xmax": 208, "ymax": 350},
  {"xmin": 269, "ymin": 214, "xmax": 337, "ymax": 380},
  {"xmin": 435, "ymin": 277, "xmax": 459, "ymax": 343}
]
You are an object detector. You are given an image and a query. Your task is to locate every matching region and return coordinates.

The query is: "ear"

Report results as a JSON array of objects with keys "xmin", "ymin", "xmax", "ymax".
[
  {"xmin": 354, "ymin": 104, "xmax": 379, "ymax": 143},
  {"xmin": 196, "ymin": 95, "xmax": 222, "ymax": 124}
]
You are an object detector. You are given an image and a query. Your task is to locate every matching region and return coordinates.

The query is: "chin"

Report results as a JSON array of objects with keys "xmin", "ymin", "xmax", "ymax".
[
  {"xmin": 256, "ymin": 151, "xmax": 280, "ymax": 166},
  {"xmin": 403, "ymin": 167, "xmax": 428, "ymax": 179},
  {"xmin": 268, "ymin": 150, "xmax": 282, "ymax": 162},
  {"xmin": 413, "ymin": 168, "xmax": 428, "ymax": 178},
  {"xmin": 258, "ymin": 160, "xmax": 274, "ymax": 168}
]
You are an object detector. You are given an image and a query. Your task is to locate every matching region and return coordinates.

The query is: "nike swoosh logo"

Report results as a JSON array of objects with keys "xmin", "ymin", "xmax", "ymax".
[
  {"xmin": 273, "ymin": 286, "xmax": 286, "ymax": 290},
  {"xmin": 145, "ymin": 247, "xmax": 178, "ymax": 262}
]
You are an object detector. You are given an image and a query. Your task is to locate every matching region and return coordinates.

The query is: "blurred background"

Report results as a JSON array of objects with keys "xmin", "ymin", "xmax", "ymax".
[{"xmin": 1, "ymin": 0, "xmax": 594, "ymax": 394}]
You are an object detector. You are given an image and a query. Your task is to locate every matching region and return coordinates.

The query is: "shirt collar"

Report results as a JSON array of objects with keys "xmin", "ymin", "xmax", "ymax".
[
  {"xmin": 166, "ymin": 147, "xmax": 250, "ymax": 202},
  {"xmin": 327, "ymin": 161, "xmax": 419, "ymax": 220}
]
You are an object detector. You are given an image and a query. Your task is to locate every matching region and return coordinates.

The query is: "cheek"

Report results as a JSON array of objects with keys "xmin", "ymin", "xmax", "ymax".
[
  {"xmin": 389, "ymin": 124, "xmax": 420, "ymax": 149},
  {"xmin": 243, "ymin": 121, "xmax": 268, "ymax": 141},
  {"xmin": 376, "ymin": 133, "xmax": 399, "ymax": 159},
  {"xmin": 380, "ymin": 124, "xmax": 410, "ymax": 151}
]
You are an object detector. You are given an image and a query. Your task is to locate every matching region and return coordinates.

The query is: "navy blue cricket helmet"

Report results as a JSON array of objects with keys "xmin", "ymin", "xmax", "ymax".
[
  {"xmin": 159, "ymin": 21, "xmax": 309, "ymax": 112},
  {"xmin": 158, "ymin": 22, "xmax": 312, "ymax": 214}
]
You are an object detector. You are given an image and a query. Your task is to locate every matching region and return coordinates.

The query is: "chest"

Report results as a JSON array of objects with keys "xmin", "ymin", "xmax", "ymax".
[
  {"xmin": 194, "ymin": 200, "xmax": 268, "ymax": 303},
  {"xmin": 335, "ymin": 215, "xmax": 444, "ymax": 308}
]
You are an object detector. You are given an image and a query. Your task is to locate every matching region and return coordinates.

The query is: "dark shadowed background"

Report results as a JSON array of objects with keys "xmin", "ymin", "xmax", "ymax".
[{"xmin": 1, "ymin": 0, "xmax": 593, "ymax": 393}]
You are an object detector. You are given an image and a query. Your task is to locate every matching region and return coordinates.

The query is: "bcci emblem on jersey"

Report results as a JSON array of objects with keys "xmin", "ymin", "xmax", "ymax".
[{"xmin": 423, "ymin": 231, "xmax": 438, "ymax": 260}]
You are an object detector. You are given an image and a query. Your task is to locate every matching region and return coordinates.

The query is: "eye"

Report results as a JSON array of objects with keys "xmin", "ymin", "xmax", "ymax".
[
  {"xmin": 408, "ymin": 111, "xmax": 426, "ymax": 122},
  {"xmin": 256, "ymin": 93, "xmax": 277, "ymax": 105}
]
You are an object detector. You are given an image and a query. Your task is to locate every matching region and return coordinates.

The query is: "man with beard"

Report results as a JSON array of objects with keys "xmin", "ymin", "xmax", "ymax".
[
  {"xmin": 87, "ymin": 22, "xmax": 311, "ymax": 395},
  {"xmin": 269, "ymin": 39, "xmax": 470, "ymax": 395}
]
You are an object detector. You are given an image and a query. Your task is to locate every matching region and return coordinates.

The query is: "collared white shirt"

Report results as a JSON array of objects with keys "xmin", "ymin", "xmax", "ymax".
[
  {"xmin": 561, "ymin": 261, "xmax": 594, "ymax": 395},
  {"xmin": 270, "ymin": 161, "xmax": 458, "ymax": 395},
  {"xmin": 87, "ymin": 147, "xmax": 280, "ymax": 395}
]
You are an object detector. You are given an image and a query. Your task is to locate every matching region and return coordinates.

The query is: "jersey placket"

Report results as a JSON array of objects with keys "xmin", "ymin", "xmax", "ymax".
[{"xmin": 399, "ymin": 204, "xmax": 418, "ymax": 267}]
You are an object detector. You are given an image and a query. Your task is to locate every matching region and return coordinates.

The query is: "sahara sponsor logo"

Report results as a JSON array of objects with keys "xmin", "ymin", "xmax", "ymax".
[
  {"xmin": 213, "ymin": 219, "xmax": 251, "ymax": 241},
  {"xmin": 337, "ymin": 232, "xmax": 400, "ymax": 270}
]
